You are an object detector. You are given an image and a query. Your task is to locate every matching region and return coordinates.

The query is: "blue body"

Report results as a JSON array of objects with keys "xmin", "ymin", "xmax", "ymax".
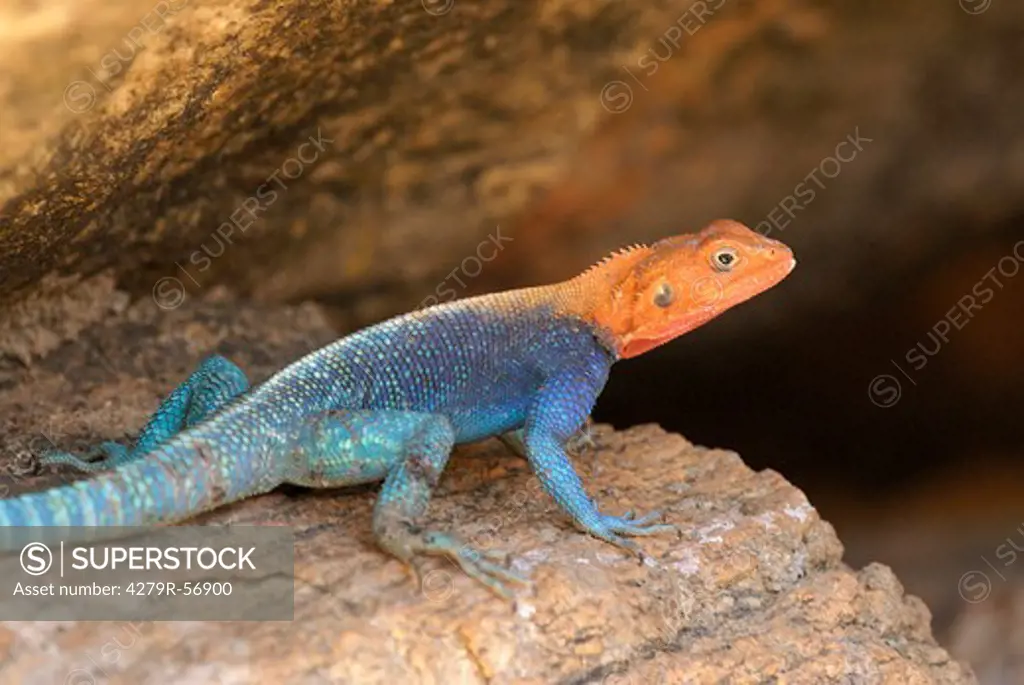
[{"xmin": 0, "ymin": 292, "xmax": 670, "ymax": 596}]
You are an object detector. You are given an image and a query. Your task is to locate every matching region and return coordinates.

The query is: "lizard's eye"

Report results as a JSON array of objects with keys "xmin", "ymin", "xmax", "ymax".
[
  {"xmin": 711, "ymin": 247, "xmax": 739, "ymax": 272},
  {"xmin": 653, "ymin": 282, "xmax": 674, "ymax": 308}
]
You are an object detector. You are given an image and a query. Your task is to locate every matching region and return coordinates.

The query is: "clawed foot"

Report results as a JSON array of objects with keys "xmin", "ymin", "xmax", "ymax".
[
  {"xmin": 585, "ymin": 510, "xmax": 677, "ymax": 556},
  {"xmin": 38, "ymin": 441, "xmax": 129, "ymax": 473},
  {"xmin": 420, "ymin": 531, "xmax": 530, "ymax": 599},
  {"xmin": 378, "ymin": 523, "xmax": 530, "ymax": 599}
]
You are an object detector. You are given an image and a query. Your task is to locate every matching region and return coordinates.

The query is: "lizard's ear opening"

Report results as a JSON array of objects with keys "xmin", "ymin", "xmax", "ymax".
[{"xmin": 652, "ymin": 282, "xmax": 674, "ymax": 308}]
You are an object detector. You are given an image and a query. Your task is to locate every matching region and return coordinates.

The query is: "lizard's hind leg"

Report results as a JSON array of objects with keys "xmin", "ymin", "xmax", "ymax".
[
  {"xmin": 40, "ymin": 355, "xmax": 249, "ymax": 473},
  {"xmin": 287, "ymin": 410, "xmax": 528, "ymax": 598}
]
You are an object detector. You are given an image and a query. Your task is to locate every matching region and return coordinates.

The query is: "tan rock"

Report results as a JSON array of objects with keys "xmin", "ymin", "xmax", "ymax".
[{"xmin": 0, "ymin": 297, "xmax": 974, "ymax": 683}]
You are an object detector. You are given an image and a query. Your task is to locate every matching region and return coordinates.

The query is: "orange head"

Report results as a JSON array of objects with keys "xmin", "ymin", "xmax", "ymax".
[{"xmin": 571, "ymin": 220, "xmax": 796, "ymax": 358}]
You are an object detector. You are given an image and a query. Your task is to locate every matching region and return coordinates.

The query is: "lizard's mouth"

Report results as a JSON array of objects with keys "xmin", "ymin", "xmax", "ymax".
[{"xmin": 618, "ymin": 309, "xmax": 717, "ymax": 358}]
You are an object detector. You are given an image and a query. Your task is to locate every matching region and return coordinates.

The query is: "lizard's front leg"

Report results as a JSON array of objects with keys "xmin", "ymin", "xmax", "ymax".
[
  {"xmin": 499, "ymin": 417, "xmax": 596, "ymax": 459},
  {"xmin": 40, "ymin": 355, "xmax": 249, "ymax": 472},
  {"xmin": 524, "ymin": 361, "xmax": 674, "ymax": 553},
  {"xmin": 286, "ymin": 410, "xmax": 527, "ymax": 597}
]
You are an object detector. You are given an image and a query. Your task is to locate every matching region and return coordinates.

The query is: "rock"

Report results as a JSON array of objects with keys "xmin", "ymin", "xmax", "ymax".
[
  {"xmin": 0, "ymin": 296, "xmax": 974, "ymax": 683},
  {"xmin": 0, "ymin": 0, "xmax": 709, "ymax": 307},
  {"xmin": 2, "ymin": 0, "xmax": 1023, "ymax": 333}
]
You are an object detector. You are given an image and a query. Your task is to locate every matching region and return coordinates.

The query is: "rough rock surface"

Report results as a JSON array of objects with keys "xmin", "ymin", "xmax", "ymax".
[
  {"xmin": 2, "ymin": 0, "xmax": 1023, "ymax": 329},
  {"xmin": 0, "ymin": 294, "xmax": 974, "ymax": 684}
]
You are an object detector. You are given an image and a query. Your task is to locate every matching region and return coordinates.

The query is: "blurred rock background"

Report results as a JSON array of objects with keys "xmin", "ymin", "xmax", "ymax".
[{"xmin": 1, "ymin": 0, "xmax": 1022, "ymax": 680}]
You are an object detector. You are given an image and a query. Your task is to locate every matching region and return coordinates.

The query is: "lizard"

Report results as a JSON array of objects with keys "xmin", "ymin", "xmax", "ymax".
[{"xmin": 0, "ymin": 219, "xmax": 795, "ymax": 597}]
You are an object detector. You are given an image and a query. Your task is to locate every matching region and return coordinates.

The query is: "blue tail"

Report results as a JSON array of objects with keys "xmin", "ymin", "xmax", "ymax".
[{"xmin": 0, "ymin": 355, "xmax": 263, "ymax": 549}]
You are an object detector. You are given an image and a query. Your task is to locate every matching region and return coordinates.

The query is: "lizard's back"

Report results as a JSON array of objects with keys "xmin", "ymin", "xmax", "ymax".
[{"xmin": 293, "ymin": 285, "xmax": 609, "ymax": 442}]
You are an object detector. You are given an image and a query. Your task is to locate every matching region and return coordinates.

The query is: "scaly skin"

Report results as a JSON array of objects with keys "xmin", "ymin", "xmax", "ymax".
[{"xmin": 0, "ymin": 219, "xmax": 795, "ymax": 596}]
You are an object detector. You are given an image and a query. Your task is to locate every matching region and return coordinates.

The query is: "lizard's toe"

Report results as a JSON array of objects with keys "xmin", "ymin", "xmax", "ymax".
[
  {"xmin": 39, "ymin": 442, "xmax": 130, "ymax": 473},
  {"xmin": 565, "ymin": 422, "xmax": 596, "ymax": 455},
  {"xmin": 456, "ymin": 555, "xmax": 530, "ymax": 599},
  {"xmin": 415, "ymin": 530, "xmax": 530, "ymax": 599},
  {"xmin": 38, "ymin": 451, "xmax": 104, "ymax": 473},
  {"xmin": 600, "ymin": 510, "xmax": 675, "ymax": 536},
  {"xmin": 587, "ymin": 527, "xmax": 643, "ymax": 556},
  {"xmin": 580, "ymin": 511, "xmax": 675, "ymax": 557}
]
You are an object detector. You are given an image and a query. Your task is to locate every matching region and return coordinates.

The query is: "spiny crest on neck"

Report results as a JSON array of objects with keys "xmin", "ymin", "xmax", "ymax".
[
  {"xmin": 578, "ymin": 242, "xmax": 653, "ymax": 281},
  {"xmin": 551, "ymin": 241, "xmax": 654, "ymax": 320}
]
